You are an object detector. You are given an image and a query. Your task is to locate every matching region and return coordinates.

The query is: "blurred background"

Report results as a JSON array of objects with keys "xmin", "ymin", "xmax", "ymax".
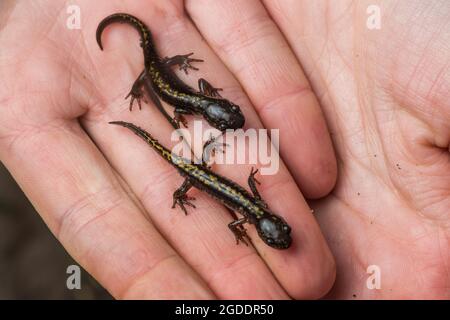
[{"xmin": 0, "ymin": 163, "xmax": 111, "ymax": 299}]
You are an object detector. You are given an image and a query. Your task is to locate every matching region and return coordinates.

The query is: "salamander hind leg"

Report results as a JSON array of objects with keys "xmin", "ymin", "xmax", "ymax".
[
  {"xmin": 172, "ymin": 179, "xmax": 196, "ymax": 215},
  {"xmin": 127, "ymin": 71, "xmax": 180, "ymax": 130},
  {"xmin": 125, "ymin": 70, "xmax": 148, "ymax": 111},
  {"xmin": 162, "ymin": 53, "xmax": 203, "ymax": 75},
  {"xmin": 202, "ymin": 133, "xmax": 227, "ymax": 167},
  {"xmin": 198, "ymin": 78, "xmax": 223, "ymax": 98},
  {"xmin": 228, "ymin": 217, "xmax": 251, "ymax": 246}
]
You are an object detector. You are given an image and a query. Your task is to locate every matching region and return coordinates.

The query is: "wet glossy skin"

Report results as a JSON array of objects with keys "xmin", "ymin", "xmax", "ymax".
[
  {"xmin": 96, "ymin": 13, "xmax": 245, "ymax": 131},
  {"xmin": 110, "ymin": 121, "xmax": 292, "ymax": 249}
]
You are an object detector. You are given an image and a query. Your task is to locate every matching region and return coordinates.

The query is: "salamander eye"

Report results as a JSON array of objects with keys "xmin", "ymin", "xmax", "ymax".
[
  {"xmin": 282, "ymin": 225, "xmax": 291, "ymax": 233},
  {"xmin": 266, "ymin": 238, "xmax": 274, "ymax": 245},
  {"xmin": 231, "ymin": 105, "xmax": 238, "ymax": 111}
]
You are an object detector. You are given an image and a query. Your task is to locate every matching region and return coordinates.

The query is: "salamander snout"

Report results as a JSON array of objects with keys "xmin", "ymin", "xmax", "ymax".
[
  {"xmin": 256, "ymin": 215, "xmax": 292, "ymax": 249},
  {"xmin": 227, "ymin": 105, "xmax": 245, "ymax": 130}
]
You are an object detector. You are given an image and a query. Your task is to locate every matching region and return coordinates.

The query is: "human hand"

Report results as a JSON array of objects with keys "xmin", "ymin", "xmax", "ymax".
[
  {"xmin": 265, "ymin": 0, "xmax": 450, "ymax": 298},
  {"xmin": 0, "ymin": 0, "xmax": 336, "ymax": 299}
]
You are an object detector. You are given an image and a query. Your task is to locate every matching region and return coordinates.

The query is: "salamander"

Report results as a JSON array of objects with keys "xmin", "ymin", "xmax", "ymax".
[
  {"xmin": 110, "ymin": 121, "xmax": 292, "ymax": 249},
  {"xmin": 97, "ymin": 13, "xmax": 245, "ymax": 131}
]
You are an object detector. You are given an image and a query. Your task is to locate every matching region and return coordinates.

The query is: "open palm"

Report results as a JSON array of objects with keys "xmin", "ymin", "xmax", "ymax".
[
  {"xmin": 1, "ymin": 0, "xmax": 448, "ymax": 300},
  {"xmin": 267, "ymin": 0, "xmax": 450, "ymax": 298}
]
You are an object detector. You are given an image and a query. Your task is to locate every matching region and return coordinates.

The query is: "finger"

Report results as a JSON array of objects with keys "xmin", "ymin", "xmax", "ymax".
[
  {"xmin": 186, "ymin": 0, "xmax": 337, "ymax": 199},
  {"xmin": 90, "ymin": 5, "xmax": 334, "ymax": 299},
  {"xmin": 0, "ymin": 118, "xmax": 213, "ymax": 299}
]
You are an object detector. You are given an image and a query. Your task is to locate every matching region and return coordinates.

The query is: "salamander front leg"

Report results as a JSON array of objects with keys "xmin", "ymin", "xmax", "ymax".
[
  {"xmin": 228, "ymin": 217, "xmax": 251, "ymax": 246},
  {"xmin": 248, "ymin": 167, "xmax": 268, "ymax": 209},
  {"xmin": 174, "ymin": 108, "xmax": 193, "ymax": 128},
  {"xmin": 162, "ymin": 53, "xmax": 203, "ymax": 75},
  {"xmin": 198, "ymin": 78, "xmax": 223, "ymax": 98},
  {"xmin": 172, "ymin": 179, "xmax": 196, "ymax": 215}
]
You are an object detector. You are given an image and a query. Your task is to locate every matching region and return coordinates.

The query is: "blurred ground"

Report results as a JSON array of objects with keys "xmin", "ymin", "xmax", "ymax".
[{"xmin": 0, "ymin": 163, "xmax": 111, "ymax": 299}]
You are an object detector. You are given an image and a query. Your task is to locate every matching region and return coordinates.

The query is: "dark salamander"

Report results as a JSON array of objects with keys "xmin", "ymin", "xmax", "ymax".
[
  {"xmin": 97, "ymin": 13, "xmax": 245, "ymax": 131},
  {"xmin": 110, "ymin": 121, "xmax": 292, "ymax": 249}
]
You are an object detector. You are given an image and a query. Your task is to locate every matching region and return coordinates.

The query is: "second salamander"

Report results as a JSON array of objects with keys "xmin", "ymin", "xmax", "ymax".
[{"xmin": 110, "ymin": 121, "xmax": 292, "ymax": 249}]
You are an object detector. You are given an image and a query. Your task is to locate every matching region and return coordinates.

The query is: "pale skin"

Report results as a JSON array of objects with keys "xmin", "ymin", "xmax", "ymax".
[{"xmin": 0, "ymin": 0, "xmax": 448, "ymax": 299}]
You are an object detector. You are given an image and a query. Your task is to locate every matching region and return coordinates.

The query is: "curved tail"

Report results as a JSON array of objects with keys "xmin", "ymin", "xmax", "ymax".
[{"xmin": 96, "ymin": 13, "xmax": 157, "ymax": 63}]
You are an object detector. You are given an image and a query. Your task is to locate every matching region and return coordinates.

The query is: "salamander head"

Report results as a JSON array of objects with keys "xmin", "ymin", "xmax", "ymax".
[
  {"xmin": 204, "ymin": 100, "xmax": 245, "ymax": 131},
  {"xmin": 256, "ymin": 214, "xmax": 292, "ymax": 249}
]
